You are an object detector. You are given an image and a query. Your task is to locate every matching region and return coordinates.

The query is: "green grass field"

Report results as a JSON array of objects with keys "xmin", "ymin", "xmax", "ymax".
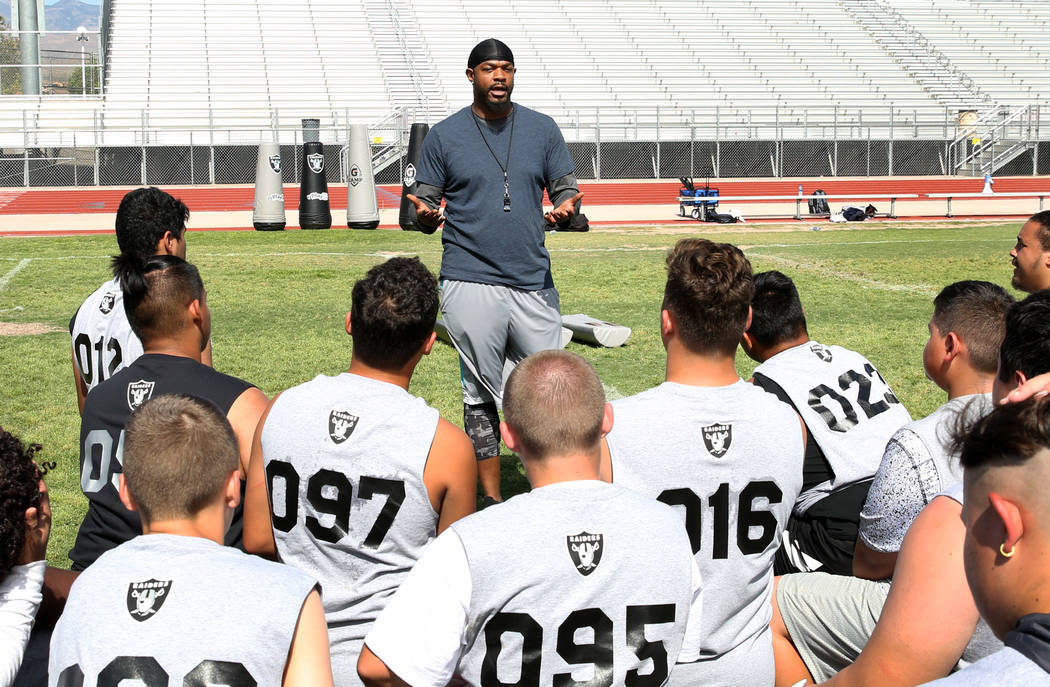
[{"xmin": 0, "ymin": 220, "xmax": 1023, "ymax": 568}]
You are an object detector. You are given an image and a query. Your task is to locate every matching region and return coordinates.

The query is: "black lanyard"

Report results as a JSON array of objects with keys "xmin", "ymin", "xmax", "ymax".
[{"xmin": 472, "ymin": 106, "xmax": 516, "ymax": 212}]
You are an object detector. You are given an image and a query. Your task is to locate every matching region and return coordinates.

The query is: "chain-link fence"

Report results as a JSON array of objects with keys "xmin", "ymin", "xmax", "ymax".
[{"xmin": 2, "ymin": 104, "xmax": 1048, "ymax": 187}]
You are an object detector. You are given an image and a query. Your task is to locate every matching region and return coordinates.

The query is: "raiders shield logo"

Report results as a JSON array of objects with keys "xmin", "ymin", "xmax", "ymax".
[
  {"xmin": 99, "ymin": 292, "xmax": 116, "ymax": 315},
  {"xmin": 349, "ymin": 164, "xmax": 363, "ymax": 187},
  {"xmin": 567, "ymin": 532, "xmax": 603, "ymax": 576},
  {"xmin": 307, "ymin": 153, "xmax": 325, "ymax": 175},
  {"xmin": 127, "ymin": 579, "xmax": 172, "ymax": 622},
  {"xmin": 403, "ymin": 163, "xmax": 416, "ymax": 188},
  {"xmin": 268, "ymin": 154, "xmax": 282, "ymax": 175},
  {"xmin": 810, "ymin": 344, "xmax": 833, "ymax": 363},
  {"xmin": 329, "ymin": 409, "xmax": 359, "ymax": 444},
  {"xmin": 702, "ymin": 423, "xmax": 732, "ymax": 458},
  {"xmin": 126, "ymin": 380, "xmax": 156, "ymax": 411}
]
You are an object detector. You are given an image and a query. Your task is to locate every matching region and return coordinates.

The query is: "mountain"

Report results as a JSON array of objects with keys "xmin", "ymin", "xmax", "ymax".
[
  {"xmin": 0, "ymin": 1, "xmax": 100, "ymax": 30},
  {"xmin": 45, "ymin": 0, "xmax": 100, "ymax": 31}
]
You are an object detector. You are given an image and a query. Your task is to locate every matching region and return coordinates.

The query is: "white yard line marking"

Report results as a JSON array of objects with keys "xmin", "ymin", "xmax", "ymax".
[
  {"xmin": 0, "ymin": 258, "xmax": 30, "ymax": 291},
  {"xmin": 0, "ymin": 306, "xmax": 24, "ymax": 313},
  {"xmin": 746, "ymin": 252, "xmax": 938, "ymax": 297},
  {"xmin": 0, "ymin": 234, "xmax": 1010, "ymax": 263}
]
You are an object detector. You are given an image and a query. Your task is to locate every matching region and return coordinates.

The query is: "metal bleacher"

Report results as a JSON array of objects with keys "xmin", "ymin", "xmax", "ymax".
[
  {"xmin": 884, "ymin": 0, "xmax": 1050, "ymax": 105},
  {"xmin": 3, "ymin": 0, "xmax": 1048, "ymax": 150}
]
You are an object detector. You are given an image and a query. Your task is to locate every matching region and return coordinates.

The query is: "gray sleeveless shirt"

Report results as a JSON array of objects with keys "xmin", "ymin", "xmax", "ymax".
[
  {"xmin": 607, "ymin": 380, "xmax": 805, "ymax": 687},
  {"xmin": 49, "ymin": 534, "xmax": 315, "ymax": 687},
  {"xmin": 261, "ymin": 372, "xmax": 439, "ymax": 686},
  {"xmin": 754, "ymin": 342, "xmax": 911, "ymax": 511},
  {"xmin": 453, "ymin": 481, "xmax": 698, "ymax": 687}
]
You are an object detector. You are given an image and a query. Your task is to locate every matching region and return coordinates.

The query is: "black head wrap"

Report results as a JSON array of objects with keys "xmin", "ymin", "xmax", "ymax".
[{"xmin": 468, "ymin": 39, "xmax": 514, "ymax": 68}]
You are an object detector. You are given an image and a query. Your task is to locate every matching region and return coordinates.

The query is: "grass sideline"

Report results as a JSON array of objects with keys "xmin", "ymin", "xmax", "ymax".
[{"xmin": 0, "ymin": 220, "xmax": 1022, "ymax": 568}]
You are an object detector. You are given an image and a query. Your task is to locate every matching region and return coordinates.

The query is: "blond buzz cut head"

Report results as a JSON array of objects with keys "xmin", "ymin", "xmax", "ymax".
[{"xmin": 503, "ymin": 350, "xmax": 606, "ymax": 460}]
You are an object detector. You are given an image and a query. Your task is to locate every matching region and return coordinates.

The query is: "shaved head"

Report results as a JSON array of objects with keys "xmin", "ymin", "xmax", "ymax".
[
  {"xmin": 959, "ymin": 397, "xmax": 1050, "ymax": 519},
  {"xmin": 503, "ymin": 350, "xmax": 606, "ymax": 460}
]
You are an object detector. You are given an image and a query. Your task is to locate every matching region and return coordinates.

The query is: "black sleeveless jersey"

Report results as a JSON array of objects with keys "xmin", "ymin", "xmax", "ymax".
[{"xmin": 70, "ymin": 353, "xmax": 254, "ymax": 570}]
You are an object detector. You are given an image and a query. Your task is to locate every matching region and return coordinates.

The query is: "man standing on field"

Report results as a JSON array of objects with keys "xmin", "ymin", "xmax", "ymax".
[{"xmin": 405, "ymin": 39, "xmax": 583, "ymax": 505}]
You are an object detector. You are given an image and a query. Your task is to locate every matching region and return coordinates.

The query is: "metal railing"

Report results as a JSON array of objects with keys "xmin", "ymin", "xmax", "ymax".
[
  {"xmin": 3, "ymin": 102, "xmax": 1049, "ymax": 187},
  {"xmin": 951, "ymin": 104, "xmax": 1040, "ymax": 176}
]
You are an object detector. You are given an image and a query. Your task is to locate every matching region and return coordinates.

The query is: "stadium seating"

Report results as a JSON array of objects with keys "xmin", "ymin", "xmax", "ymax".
[{"xmin": 0, "ymin": 0, "xmax": 1046, "ymax": 148}]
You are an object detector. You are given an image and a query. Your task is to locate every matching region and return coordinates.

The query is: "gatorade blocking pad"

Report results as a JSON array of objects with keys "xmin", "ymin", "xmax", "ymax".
[
  {"xmin": 399, "ymin": 123, "xmax": 431, "ymax": 232},
  {"xmin": 346, "ymin": 124, "xmax": 379, "ymax": 230}
]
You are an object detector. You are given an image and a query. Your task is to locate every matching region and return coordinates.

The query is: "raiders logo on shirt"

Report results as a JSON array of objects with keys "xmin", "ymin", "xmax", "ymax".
[
  {"xmin": 567, "ymin": 532, "xmax": 603, "ymax": 576},
  {"xmin": 127, "ymin": 579, "xmax": 172, "ymax": 622},
  {"xmin": 329, "ymin": 409, "xmax": 359, "ymax": 444},
  {"xmin": 702, "ymin": 423, "xmax": 732, "ymax": 458},
  {"xmin": 810, "ymin": 343, "xmax": 833, "ymax": 363},
  {"xmin": 127, "ymin": 380, "xmax": 156, "ymax": 411},
  {"xmin": 99, "ymin": 292, "xmax": 116, "ymax": 315}
]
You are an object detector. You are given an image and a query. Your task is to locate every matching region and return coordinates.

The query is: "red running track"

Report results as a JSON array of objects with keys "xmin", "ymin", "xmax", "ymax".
[{"xmin": 0, "ymin": 177, "xmax": 1046, "ymax": 215}]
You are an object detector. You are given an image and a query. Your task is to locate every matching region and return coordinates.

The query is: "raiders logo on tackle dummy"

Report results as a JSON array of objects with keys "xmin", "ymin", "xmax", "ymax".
[
  {"xmin": 268, "ymin": 154, "xmax": 281, "ymax": 175},
  {"xmin": 127, "ymin": 579, "xmax": 172, "ymax": 622},
  {"xmin": 567, "ymin": 532, "xmax": 604, "ymax": 576},
  {"xmin": 702, "ymin": 423, "xmax": 733, "ymax": 458},
  {"xmin": 99, "ymin": 292, "xmax": 116, "ymax": 315},
  {"xmin": 307, "ymin": 153, "xmax": 325, "ymax": 175},
  {"xmin": 126, "ymin": 380, "xmax": 156, "ymax": 411},
  {"xmin": 328, "ymin": 409, "xmax": 359, "ymax": 445}
]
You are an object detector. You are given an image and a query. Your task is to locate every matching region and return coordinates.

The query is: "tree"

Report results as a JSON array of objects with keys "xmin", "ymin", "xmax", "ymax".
[
  {"xmin": 0, "ymin": 17, "xmax": 24, "ymax": 95},
  {"xmin": 67, "ymin": 54, "xmax": 97, "ymax": 95}
]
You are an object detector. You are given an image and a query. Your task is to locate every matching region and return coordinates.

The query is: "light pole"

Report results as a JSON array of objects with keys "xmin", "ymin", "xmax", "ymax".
[{"xmin": 76, "ymin": 26, "xmax": 87, "ymax": 98}]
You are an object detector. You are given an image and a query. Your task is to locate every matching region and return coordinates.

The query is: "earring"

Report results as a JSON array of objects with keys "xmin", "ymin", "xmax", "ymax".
[{"xmin": 1000, "ymin": 543, "xmax": 1016, "ymax": 558}]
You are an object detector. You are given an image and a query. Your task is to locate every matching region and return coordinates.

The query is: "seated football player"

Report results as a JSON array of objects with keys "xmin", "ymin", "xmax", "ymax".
[
  {"xmin": 359, "ymin": 350, "xmax": 703, "ymax": 687},
  {"xmin": 50, "ymin": 395, "xmax": 333, "ymax": 687},
  {"xmin": 742, "ymin": 270, "xmax": 911, "ymax": 575},
  {"xmin": 773, "ymin": 290, "xmax": 1050, "ymax": 686},
  {"xmin": 244, "ymin": 256, "xmax": 476, "ymax": 685},
  {"xmin": 604, "ymin": 240, "xmax": 805, "ymax": 686},
  {"xmin": 853, "ymin": 281, "xmax": 1011, "ymax": 580},
  {"xmin": 917, "ymin": 397, "xmax": 1050, "ymax": 686}
]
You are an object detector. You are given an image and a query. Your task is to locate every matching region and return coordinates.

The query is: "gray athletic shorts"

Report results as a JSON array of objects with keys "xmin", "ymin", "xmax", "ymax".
[
  {"xmin": 440, "ymin": 279, "xmax": 562, "ymax": 406},
  {"xmin": 776, "ymin": 572, "xmax": 891, "ymax": 682}
]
